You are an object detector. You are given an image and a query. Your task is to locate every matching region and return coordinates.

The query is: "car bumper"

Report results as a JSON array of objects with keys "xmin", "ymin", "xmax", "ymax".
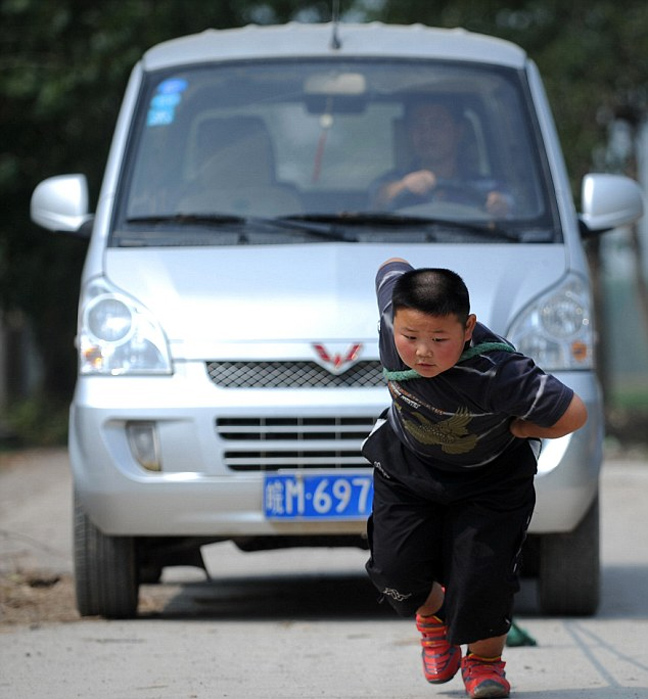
[{"xmin": 70, "ymin": 365, "xmax": 601, "ymax": 537}]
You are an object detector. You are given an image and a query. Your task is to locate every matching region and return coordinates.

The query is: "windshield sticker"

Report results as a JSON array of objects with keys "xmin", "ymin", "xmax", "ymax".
[
  {"xmin": 147, "ymin": 106, "xmax": 175, "ymax": 126},
  {"xmin": 152, "ymin": 92, "xmax": 182, "ymax": 109},
  {"xmin": 157, "ymin": 78, "xmax": 188, "ymax": 95},
  {"xmin": 147, "ymin": 78, "xmax": 188, "ymax": 127}
]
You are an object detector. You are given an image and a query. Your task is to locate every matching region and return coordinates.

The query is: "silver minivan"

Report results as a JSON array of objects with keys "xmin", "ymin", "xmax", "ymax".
[{"xmin": 31, "ymin": 22, "xmax": 643, "ymax": 619}]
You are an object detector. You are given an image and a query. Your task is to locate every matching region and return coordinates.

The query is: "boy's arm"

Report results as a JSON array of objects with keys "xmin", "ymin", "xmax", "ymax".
[{"xmin": 510, "ymin": 393, "xmax": 587, "ymax": 440}]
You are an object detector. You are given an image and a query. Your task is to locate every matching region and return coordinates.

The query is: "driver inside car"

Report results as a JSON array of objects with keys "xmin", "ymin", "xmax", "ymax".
[{"xmin": 369, "ymin": 98, "xmax": 511, "ymax": 216}]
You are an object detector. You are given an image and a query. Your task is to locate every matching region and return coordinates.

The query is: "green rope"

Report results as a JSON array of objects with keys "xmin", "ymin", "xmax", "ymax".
[
  {"xmin": 457, "ymin": 341, "xmax": 515, "ymax": 362},
  {"xmin": 382, "ymin": 341, "xmax": 514, "ymax": 382}
]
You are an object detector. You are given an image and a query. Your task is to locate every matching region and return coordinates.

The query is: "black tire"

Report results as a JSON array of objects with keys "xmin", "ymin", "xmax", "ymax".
[
  {"xmin": 74, "ymin": 493, "xmax": 139, "ymax": 619},
  {"xmin": 538, "ymin": 494, "xmax": 600, "ymax": 616}
]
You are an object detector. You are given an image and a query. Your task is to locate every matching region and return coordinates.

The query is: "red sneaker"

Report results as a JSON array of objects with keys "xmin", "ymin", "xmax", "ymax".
[
  {"xmin": 461, "ymin": 655, "xmax": 511, "ymax": 698},
  {"xmin": 415, "ymin": 614, "xmax": 461, "ymax": 684}
]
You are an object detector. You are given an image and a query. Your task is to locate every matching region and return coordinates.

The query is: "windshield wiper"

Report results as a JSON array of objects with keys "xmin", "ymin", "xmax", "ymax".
[
  {"xmin": 124, "ymin": 212, "xmax": 520, "ymax": 243},
  {"xmin": 285, "ymin": 212, "xmax": 428, "ymax": 226},
  {"xmin": 283, "ymin": 212, "xmax": 520, "ymax": 242},
  {"xmin": 125, "ymin": 213, "xmax": 350, "ymax": 242},
  {"xmin": 251, "ymin": 216, "xmax": 351, "ymax": 241},
  {"xmin": 126, "ymin": 213, "xmax": 246, "ymax": 226}
]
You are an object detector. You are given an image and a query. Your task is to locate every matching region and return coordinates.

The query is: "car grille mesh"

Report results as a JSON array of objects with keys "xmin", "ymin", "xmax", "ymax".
[
  {"xmin": 216, "ymin": 416, "xmax": 376, "ymax": 471},
  {"xmin": 206, "ymin": 360, "xmax": 384, "ymax": 388}
]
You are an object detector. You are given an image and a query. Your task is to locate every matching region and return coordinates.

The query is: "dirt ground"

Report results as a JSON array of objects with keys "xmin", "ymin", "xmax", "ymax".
[
  {"xmin": 0, "ymin": 569, "xmax": 174, "ymax": 628},
  {"xmin": 0, "ymin": 447, "xmax": 201, "ymax": 629},
  {"xmin": 0, "ymin": 449, "xmax": 72, "ymax": 627},
  {"xmin": 0, "ymin": 570, "xmax": 80, "ymax": 627}
]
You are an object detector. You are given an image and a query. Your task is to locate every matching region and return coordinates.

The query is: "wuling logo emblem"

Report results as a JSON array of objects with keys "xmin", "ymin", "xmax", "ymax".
[{"xmin": 313, "ymin": 343, "xmax": 362, "ymax": 375}]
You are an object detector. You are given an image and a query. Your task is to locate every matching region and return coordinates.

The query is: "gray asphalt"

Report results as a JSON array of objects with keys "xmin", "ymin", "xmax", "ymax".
[{"xmin": 1, "ymin": 448, "xmax": 647, "ymax": 698}]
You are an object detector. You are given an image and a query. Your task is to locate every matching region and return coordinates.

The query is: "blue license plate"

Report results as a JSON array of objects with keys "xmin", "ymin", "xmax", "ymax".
[{"xmin": 264, "ymin": 472, "xmax": 374, "ymax": 520}]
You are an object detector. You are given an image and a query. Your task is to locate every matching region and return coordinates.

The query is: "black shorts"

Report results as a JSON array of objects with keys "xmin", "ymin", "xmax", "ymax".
[{"xmin": 363, "ymin": 418, "xmax": 537, "ymax": 646}]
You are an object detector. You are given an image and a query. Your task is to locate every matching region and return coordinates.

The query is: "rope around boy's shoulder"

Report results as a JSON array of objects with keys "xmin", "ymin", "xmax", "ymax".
[{"xmin": 382, "ymin": 341, "xmax": 515, "ymax": 382}]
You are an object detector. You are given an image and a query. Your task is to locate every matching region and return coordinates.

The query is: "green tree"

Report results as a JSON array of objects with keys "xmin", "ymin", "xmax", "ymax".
[{"xmin": 0, "ymin": 0, "xmax": 332, "ymax": 403}]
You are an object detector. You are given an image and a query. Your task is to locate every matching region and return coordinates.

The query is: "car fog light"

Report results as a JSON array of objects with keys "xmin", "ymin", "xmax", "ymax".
[{"xmin": 126, "ymin": 421, "xmax": 161, "ymax": 471}]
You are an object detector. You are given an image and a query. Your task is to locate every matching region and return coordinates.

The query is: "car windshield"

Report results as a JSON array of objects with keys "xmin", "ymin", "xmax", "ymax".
[{"xmin": 113, "ymin": 58, "xmax": 558, "ymax": 247}]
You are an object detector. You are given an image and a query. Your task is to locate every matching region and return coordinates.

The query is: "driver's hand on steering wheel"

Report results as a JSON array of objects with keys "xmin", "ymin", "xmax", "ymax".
[
  {"xmin": 400, "ymin": 169, "xmax": 438, "ymax": 196},
  {"xmin": 378, "ymin": 169, "xmax": 511, "ymax": 216},
  {"xmin": 377, "ymin": 169, "xmax": 437, "ymax": 206}
]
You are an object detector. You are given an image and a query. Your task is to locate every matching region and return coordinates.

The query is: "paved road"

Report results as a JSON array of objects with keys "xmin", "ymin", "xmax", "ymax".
[{"xmin": 0, "ymin": 449, "xmax": 647, "ymax": 698}]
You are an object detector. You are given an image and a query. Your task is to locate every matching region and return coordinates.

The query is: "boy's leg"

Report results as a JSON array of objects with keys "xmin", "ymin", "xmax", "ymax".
[
  {"xmin": 365, "ymin": 469, "xmax": 461, "ymax": 684},
  {"xmin": 416, "ymin": 581, "xmax": 445, "ymax": 616},
  {"xmin": 443, "ymin": 447, "xmax": 537, "ymax": 646},
  {"xmin": 468, "ymin": 635, "xmax": 506, "ymax": 658},
  {"xmin": 444, "ymin": 491, "xmax": 535, "ymax": 645},
  {"xmin": 446, "ymin": 447, "xmax": 537, "ymax": 698},
  {"xmin": 365, "ymin": 469, "xmax": 442, "ymax": 616}
]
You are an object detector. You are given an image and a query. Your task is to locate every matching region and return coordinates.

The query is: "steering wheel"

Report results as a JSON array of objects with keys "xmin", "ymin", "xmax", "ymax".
[
  {"xmin": 433, "ymin": 178, "xmax": 488, "ymax": 206},
  {"xmin": 390, "ymin": 177, "xmax": 486, "ymax": 211}
]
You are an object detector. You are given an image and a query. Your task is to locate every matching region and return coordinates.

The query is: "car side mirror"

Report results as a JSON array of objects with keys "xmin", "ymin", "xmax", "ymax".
[
  {"xmin": 579, "ymin": 173, "xmax": 644, "ymax": 235},
  {"xmin": 31, "ymin": 174, "xmax": 93, "ymax": 236}
]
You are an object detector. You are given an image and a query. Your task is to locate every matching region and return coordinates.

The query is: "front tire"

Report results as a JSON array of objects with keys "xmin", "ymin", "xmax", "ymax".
[
  {"xmin": 538, "ymin": 495, "xmax": 600, "ymax": 616},
  {"xmin": 74, "ymin": 493, "xmax": 139, "ymax": 619}
]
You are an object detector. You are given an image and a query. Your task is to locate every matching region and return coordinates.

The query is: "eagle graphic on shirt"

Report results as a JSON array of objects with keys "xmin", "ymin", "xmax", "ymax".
[{"xmin": 398, "ymin": 405, "xmax": 478, "ymax": 454}]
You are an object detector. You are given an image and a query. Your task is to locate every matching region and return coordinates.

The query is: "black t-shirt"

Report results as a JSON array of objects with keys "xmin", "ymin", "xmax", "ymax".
[{"xmin": 377, "ymin": 260, "xmax": 574, "ymax": 469}]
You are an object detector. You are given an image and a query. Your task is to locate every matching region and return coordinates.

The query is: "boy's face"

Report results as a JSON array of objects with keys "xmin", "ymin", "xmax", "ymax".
[{"xmin": 393, "ymin": 308, "xmax": 476, "ymax": 378}]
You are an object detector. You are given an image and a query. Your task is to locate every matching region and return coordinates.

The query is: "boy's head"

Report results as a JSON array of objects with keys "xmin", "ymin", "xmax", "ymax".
[
  {"xmin": 392, "ymin": 268, "xmax": 476, "ymax": 378},
  {"xmin": 392, "ymin": 267, "xmax": 471, "ymax": 324}
]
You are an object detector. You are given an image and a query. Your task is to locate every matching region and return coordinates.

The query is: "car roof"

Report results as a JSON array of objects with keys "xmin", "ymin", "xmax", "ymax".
[{"xmin": 142, "ymin": 22, "xmax": 528, "ymax": 71}]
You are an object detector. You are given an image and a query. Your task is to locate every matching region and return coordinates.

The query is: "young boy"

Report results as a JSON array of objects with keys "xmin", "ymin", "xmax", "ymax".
[{"xmin": 363, "ymin": 258, "xmax": 587, "ymax": 698}]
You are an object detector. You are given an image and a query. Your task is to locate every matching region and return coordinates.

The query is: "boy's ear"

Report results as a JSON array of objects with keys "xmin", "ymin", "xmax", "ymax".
[{"xmin": 465, "ymin": 314, "xmax": 477, "ymax": 338}]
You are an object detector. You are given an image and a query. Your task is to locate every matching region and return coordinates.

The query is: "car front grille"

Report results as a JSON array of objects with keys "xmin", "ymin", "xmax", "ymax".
[
  {"xmin": 216, "ymin": 416, "xmax": 376, "ymax": 471},
  {"xmin": 206, "ymin": 360, "xmax": 384, "ymax": 388}
]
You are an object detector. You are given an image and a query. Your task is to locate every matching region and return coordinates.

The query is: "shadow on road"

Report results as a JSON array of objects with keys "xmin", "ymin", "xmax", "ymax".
[
  {"xmin": 513, "ymin": 563, "xmax": 648, "ymax": 620},
  {"xmin": 139, "ymin": 570, "xmax": 395, "ymax": 621},
  {"xmin": 136, "ymin": 561, "xmax": 648, "ymax": 623}
]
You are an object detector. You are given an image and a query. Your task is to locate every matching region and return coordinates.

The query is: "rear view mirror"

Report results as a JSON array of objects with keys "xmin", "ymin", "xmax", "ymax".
[
  {"xmin": 304, "ymin": 71, "xmax": 368, "ymax": 114},
  {"xmin": 304, "ymin": 72, "xmax": 367, "ymax": 95}
]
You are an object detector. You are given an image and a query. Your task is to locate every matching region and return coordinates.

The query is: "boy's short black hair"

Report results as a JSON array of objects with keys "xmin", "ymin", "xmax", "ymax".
[{"xmin": 392, "ymin": 268, "xmax": 470, "ymax": 325}]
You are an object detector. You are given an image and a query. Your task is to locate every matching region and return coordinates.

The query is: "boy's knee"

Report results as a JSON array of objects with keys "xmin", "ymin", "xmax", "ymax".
[
  {"xmin": 366, "ymin": 559, "xmax": 428, "ymax": 616},
  {"xmin": 379, "ymin": 586, "xmax": 421, "ymax": 617}
]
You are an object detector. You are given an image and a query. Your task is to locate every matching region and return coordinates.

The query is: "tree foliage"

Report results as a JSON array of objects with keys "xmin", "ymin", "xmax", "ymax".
[
  {"xmin": 0, "ymin": 0, "xmax": 331, "ymax": 398},
  {"xmin": 0, "ymin": 0, "xmax": 646, "ymax": 401}
]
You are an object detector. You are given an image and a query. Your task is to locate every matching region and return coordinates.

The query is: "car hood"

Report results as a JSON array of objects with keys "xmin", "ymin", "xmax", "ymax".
[{"xmin": 104, "ymin": 243, "xmax": 568, "ymax": 359}]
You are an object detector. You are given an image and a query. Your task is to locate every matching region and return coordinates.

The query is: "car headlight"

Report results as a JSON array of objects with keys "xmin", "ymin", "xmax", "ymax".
[
  {"xmin": 79, "ymin": 278, "xmax": 172, "ymax": 375},
  {"xmin": 507, "ymin": 274, "xmax": 594, "ymax": 371}
]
